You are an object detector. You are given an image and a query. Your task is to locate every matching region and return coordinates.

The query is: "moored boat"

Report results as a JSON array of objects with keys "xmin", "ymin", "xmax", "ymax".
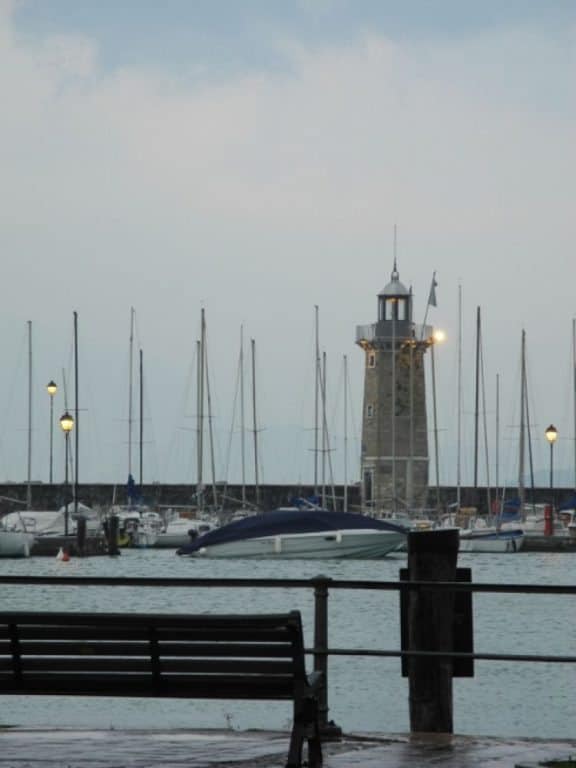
[
  {"xmin": 0, "ymin": 528, "xmax": 35, "ymax": 557},
  {"xmin": 176, "ymin": 508, "xmax": 407, "ymax": 559},
  {"xmin": 458, "ymin": 526, "xmax": 525, "ymax": 553}
]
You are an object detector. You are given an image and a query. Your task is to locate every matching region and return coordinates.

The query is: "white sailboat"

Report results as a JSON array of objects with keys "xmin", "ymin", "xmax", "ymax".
[{"xmin": 454, "ymin": 305, "xmax": 524, "ymax": 553}]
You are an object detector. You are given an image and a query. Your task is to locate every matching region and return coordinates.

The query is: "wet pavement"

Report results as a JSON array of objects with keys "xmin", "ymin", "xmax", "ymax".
[{"xmin": 0, "ymin": 728, "xmax": 574, "ymax": 767}]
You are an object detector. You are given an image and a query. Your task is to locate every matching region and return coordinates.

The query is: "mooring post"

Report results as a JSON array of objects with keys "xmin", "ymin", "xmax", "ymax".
[
  {"xmin": 107, "ymin": 515, "xmax": 120, "ymax": 556},
  {"xmin": 312, "ymin": 575, "xmax": 342, "ymax": 739},
  {"xmin": 76, "ymin": 517, "xmax": 86, "ymax": 556},
  {"xmin": 407, "ymin": 528, "xmax": 459, "ymax": 734}
]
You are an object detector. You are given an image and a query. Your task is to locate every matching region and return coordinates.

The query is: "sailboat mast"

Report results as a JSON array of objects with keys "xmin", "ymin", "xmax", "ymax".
[
  {"xmin": 431, "ymin": 338, "xmax": 441, "ymax": 514},
  {"xmin": 495, "ymin": 373, "xmax": 500, "ymax": 503},
  {"xmin": 473, "ymin": 306, "xmax": 481, "ymax": 490},
  {"xmin": 343, "ymin": 354, "xmax": 348, "ymax": 513},
  {"xmin": 456, "ymin": 285, "xmax": 462, "ymax": 512},
  {"xmin": 518, "ymin": 329, "xmax": 526, "ymax": 515},
  {"xmin": 73, "ymin": 311, "xmax": 79, "ymax": 518},
  {"xmin": 128, "ymin": 307, "xmax": 135, "ymax": 477},
  {"xmin": 26, "ymin": 321, "xmax": 32, "ymax": 510},
  {"xmin": 321, "ymin": 351, "xmax": 327, "ymax": 509},
  {"xmin": 391, "ymin": 228, "xmax": 398, "ymax": 515},
  {"xmin": 314, "ymin": 305, "xmax": 320, "ymax": 496},
  {"xmin": 139, "ymin": 348, "xmax": 143, "ymax": 491},
  {"xmin": 251, "ymin": 338, "xmax": 260, "ymax": 508},
  {"xmin": 204, "ymin": 335, "xmax": 218, "ymax": 511},
  {"xmin": 196, "ymin": 309, "xmax": 206, "ymax": 512},
  {"xmin": 573, "ymin": 318, "xmax": 576, "ymax": 492},
  {"xmin": 240, "ymin": 326, "xmax": 246, "ymax": 508}
]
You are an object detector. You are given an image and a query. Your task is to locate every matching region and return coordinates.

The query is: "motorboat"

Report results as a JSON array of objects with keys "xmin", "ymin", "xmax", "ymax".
[
  {"xmin": 109, "ymin": 507, "xmax": 163, "ymax": 548},
  {"xmin": 176, "ymin": 508, "xmax": 407, "ymax": 559}
]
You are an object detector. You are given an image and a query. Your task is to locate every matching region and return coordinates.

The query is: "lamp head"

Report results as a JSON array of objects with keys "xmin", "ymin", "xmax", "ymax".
[
  {"xmin": 46, "ymin": 380, "xmax": 57, "ymax": 397},
  {"xmin": 545, "ymin": 424, "xmax": 558, "ymax": 445},
  {"xmin": 432, "ymin": 329, "xmax": 446, "ymax": 344},
  {"xmin": 59, "ymin": 411, "xmax": 74, "ymax": 433}
]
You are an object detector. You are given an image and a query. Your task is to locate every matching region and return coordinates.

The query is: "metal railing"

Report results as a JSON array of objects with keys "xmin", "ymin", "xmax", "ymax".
[{"xmin": 1, "ymin": 573, "xmax": 574, "ymax": 734}]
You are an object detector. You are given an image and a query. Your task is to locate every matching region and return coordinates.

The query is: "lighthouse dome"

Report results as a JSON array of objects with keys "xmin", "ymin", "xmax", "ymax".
[{"xmin": 378, "ymin": 262, "xmax": 408, "ymax": 296}]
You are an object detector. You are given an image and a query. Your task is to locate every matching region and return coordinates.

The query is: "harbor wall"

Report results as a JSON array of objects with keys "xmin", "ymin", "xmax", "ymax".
[{"xmin": 0, "ymin": 482, "xmax": 573, "ymax": 515}]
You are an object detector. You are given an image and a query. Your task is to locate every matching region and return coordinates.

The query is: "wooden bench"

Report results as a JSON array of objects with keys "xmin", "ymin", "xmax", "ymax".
[{"xmin": 0, "ymin": 610, "xmax": 323, "ymax": 768}]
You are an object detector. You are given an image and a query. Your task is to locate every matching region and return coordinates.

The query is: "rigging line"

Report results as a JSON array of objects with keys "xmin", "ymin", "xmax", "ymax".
[
  {"xmin": 319, "ymin": 351, "xmax": 337, "ymax": 510},
  {"xmin": 161, "ymin": 340, "xmax": 197, "ymax": 483},
  {"xmin": 523, "ymin": 346, "xmax": 537, "ymax": 514},
  {"xmin": 203, "ymin": 328, "xmax": 218, "ymax": 511},
  {"xmin": 479, "ymin": 321, "xmax": 491, "ymax": 515},
  {"xmin": 224, "ymin": 339, "xmax": 242, "ymax": 493}
]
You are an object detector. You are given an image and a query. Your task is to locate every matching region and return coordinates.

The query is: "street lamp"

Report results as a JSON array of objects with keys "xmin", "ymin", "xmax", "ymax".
[
  {"xmin": 59, "ymin": 411, "xmax": 74, "ymax": 536},
  {"xmin": 545, "ymin": 424, "xmax": 558, "ymax": 492},
  {"xmin": 46, "ymin": 380, "xmax": 57, "ymax": 483}
]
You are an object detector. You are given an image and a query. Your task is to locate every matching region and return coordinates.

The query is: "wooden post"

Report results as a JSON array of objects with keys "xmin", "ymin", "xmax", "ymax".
[{"xmin": 407, "ymin": 528, "xmax": 459, "ymax": 733}]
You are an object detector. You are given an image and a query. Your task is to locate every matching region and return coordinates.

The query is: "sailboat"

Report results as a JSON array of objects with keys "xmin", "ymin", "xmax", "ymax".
[
  {"xmin": 108, "ymin": 310, "xmax": 162, "ymax": 547},
  {"xmin": 455, "ymin": 307, "xmax": 524, "ymax": 553}
]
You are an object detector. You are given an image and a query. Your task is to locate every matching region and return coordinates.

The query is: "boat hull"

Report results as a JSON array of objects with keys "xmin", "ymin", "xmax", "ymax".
[
  {"xmin": 0, "ymin": 531, "xmax": 35, "ymax": 557},
  {"xmin": 191, "ymin": 529, "xmax": 405, "ymax": 559},
  {"xmin": 458, "ymin": 528, "xmax": 524, "ymax": 553}
]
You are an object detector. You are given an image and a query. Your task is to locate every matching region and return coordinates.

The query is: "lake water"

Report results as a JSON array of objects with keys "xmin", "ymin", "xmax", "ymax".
[{"xmin": 0, "ymin": 549, "xmax": 574, "ymax": 738}]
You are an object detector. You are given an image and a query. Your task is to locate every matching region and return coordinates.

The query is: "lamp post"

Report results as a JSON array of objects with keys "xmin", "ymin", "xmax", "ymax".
[
  {"xmin": 59, "ymin": 411, "xmax": 74, "ymax": 537},
  {"xmin": 545, "ymin": 424, "xmax": 558, "ymax": 493},
  {"xmin": 46, "ymin": 380, "xmax": 57, "ymax": 483}
]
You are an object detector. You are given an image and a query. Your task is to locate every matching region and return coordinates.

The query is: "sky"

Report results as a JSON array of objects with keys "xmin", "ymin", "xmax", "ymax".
[{"xmin": 0, "ymin": 0, "xmax": 574, "ymax": 494}]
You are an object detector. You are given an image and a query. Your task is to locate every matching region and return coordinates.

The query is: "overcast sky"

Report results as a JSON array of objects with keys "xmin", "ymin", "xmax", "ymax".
[{"xmin": 0, "ymin": 0, "xmax": 574, "ymax": 495}]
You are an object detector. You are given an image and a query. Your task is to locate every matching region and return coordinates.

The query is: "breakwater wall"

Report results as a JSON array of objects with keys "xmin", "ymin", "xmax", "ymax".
[{"xmin": 0, "ymin": 482, "xmax": 573, "ymax": 515}]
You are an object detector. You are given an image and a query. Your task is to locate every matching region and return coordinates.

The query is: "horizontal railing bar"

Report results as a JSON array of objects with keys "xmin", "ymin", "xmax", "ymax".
[
  {"xmin": 0, "ymin": 575, "xmax": 574, "ymax": 595},
  {"xmin": 304, "ymin": 648, "xmax": 576, "ymax": 663}
]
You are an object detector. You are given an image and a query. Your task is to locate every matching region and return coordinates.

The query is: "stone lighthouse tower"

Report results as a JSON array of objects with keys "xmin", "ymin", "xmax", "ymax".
[{"xmin": 356, "ymin": 261, "xmax": 431, "ymax": 513}]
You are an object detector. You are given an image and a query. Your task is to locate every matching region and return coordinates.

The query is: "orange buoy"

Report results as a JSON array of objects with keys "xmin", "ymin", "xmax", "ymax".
[{"xmin": 56, "ymin": 547, "xmax": 70, "ymax": 562}]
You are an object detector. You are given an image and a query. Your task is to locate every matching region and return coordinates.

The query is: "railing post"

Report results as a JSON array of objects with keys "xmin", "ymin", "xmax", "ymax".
[
  {"xmin": 407, "ymin": 528, "xmax": 459, "ymax": 734},
  {"xmin": 312, "ymin": 575, "xmax": 342, "ymax": 739}
]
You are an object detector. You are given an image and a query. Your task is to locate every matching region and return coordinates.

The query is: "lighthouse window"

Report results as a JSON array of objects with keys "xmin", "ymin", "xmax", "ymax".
[
  {"xmin": 397, "ymin": 299, "xmax": 407, "ymax": 321},
  {"xmin": 368, "ymin": 353, "xmax": 376, "ymax": 368},
  {"xmin": 367, "ymin": 404, "xmax": 374, "ymax": 418}
]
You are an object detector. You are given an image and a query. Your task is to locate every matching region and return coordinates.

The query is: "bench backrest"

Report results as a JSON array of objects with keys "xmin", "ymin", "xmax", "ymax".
[{"xmin": 0, "ymin": 610, "xmax": 308, "ymax": 700}]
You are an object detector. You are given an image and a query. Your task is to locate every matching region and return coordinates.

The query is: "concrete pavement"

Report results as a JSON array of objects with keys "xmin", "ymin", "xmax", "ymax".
[{"xmin": 0, "ymin": 728, "xmax": 574, "ymax": 767}]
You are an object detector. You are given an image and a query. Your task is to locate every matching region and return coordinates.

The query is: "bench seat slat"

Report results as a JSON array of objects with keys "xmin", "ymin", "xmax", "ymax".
[
  {"xmin": 0, "ymin": 641, "xmax": 296, "ymax": 658},
  {"xmin": 0, "ymin": 612, "xmax": 298, "ymax": 628},
  {"xmin": 0, "ymin": 673, "xmax": 296, "ymax": 699},
  {"xmin": 0, "ymin": 658, "xmax": 296, "ymax": 675},
  {"xmin": 2, "ymin": 627, "xmax": 296, "ymax": 643}
]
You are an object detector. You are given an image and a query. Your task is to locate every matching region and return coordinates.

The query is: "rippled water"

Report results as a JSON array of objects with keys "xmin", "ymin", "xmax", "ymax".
[{"xmin": 0, "ymin": 549, "xmax": 574, "ymax": 738}]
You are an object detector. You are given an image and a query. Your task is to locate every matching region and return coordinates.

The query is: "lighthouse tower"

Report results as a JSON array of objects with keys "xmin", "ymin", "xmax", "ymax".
[{"xmin": 356, "ymin": 262, "xmax": 432, "ymax": 513}]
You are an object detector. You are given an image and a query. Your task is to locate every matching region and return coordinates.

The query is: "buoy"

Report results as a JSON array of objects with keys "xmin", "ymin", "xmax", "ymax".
[{"xmin": 56, "ymin": 547, "xmax": 70, "ymax": 562}]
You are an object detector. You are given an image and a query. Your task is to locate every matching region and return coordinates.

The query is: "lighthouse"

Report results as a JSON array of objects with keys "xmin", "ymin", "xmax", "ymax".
[{"xmin": 356, "ymin": 261, "xmax": 432, "ymax": 513}]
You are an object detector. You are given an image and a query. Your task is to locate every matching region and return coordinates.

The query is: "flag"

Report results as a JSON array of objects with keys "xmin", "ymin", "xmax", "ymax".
[{"xmin": 428, "ymin": 272, "xmax": 438, "ymax": 307}]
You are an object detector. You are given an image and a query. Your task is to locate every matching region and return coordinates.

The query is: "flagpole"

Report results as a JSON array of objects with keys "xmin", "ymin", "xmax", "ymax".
[{"xmin": 420, "ymin": 271, "xmax": 437, "ymax": 340}]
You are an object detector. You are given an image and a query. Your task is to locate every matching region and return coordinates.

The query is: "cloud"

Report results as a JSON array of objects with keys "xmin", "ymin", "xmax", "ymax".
[{"xmin": 0, "ymin": 5, "xmax": 573, "ymax": 484}]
